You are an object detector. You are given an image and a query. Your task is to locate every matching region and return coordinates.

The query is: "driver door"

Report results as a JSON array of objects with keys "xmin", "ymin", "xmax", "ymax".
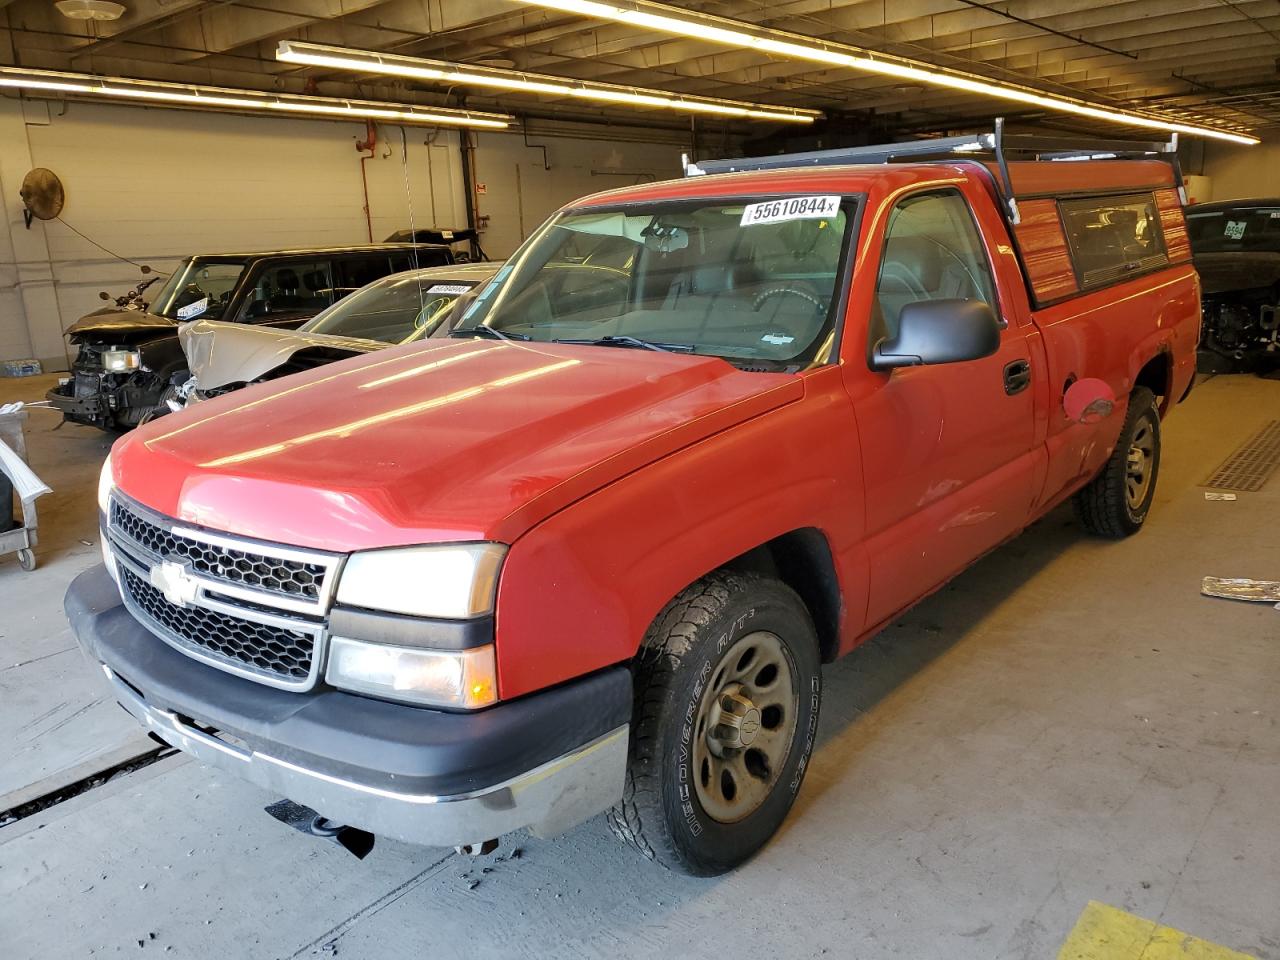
[{"xmin": 856, "ymin": 188, "xmax": 1039, "ymax": 626}]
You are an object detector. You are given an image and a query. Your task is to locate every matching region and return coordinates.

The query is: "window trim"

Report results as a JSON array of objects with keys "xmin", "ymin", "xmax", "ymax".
[{"xmin": 866, "ymin": 186, "xmax": 1005, "ymax": 368}]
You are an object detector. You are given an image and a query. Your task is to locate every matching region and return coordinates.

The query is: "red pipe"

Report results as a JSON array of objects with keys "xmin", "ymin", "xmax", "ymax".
[{"xmin": 356, "ymin": 120, "xmax": 377, "ymax": 243}]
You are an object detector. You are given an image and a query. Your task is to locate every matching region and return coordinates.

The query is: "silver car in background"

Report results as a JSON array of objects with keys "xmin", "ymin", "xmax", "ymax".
[{"xmin": 176, "ymin": 261, "xmax": 501, "ymax": 404}]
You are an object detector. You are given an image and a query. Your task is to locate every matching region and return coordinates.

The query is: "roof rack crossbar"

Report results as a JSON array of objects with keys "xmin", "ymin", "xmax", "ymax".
[{"xmin": 682, "ymin": 118, "xmax": 1182, "ymax": 224}]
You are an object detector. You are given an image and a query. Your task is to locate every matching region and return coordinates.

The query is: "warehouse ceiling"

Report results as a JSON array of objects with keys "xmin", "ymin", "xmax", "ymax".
[{"xmin": 2, "ymin": 0, "xmax": 1278, "ymax": 140}]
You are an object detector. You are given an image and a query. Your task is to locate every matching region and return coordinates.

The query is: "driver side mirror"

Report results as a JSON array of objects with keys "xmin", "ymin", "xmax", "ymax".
[{"xmin": 872, "ymin": 299, "xmax": 1001, "ymax": 370}]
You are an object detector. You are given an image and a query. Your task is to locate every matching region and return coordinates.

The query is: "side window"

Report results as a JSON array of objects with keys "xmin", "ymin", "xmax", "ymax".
[
  {"xmin": 1059, "ymin": 193, "xmax": 1166, "ymax": 289},
  {"xmin": 334, "ymin": 256, "xmax": 392, "ymax": 298},
  {"xmin": 238, "ymin": 260, "xmax": 334, "ymax": 322},
  {"xmin": 875, "ymin": 190, "xmax": 998, "ymax": 335}
]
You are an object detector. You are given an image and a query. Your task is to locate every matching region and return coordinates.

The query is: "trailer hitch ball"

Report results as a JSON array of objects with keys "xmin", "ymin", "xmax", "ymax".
[{"xmin": 455, "ymin": 839, "xmax": 499, "ymax": 856}]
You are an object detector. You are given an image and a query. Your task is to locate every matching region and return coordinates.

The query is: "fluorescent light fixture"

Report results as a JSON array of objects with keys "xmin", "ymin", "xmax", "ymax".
[
  {"xmin": 0, "ymin": 66, "xmax": 513, "ymax": 129},
  {"xmin": 277, "ymin": 41, "xmax": 819, "ymax": 124},
  {"xmin": 508, "ymin": 0, "xmax": 1259, "ymax": 145}
]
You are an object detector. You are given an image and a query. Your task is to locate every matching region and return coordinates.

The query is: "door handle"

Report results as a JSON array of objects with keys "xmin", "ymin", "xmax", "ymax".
[{"xmin": 1003, "ymin": 359, "xmax": 1031, "ymax": 396}]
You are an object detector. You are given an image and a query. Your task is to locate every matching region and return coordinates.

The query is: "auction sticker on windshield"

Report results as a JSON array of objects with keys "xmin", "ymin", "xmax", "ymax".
[
  {"xmin": 426, "ymin": 284, "xmax": 472, "ymax": 295},
  {"xmin": 741, "ymin": 196, "xmax": 840, "ymax": 227},
  {"xmin": 177, "ymin": 298, "xmax": 209, "ymax": 321}
]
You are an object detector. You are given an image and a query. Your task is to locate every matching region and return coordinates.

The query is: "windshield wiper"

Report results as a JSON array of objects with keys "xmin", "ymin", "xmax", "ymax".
[
  {"xmin": 448, "ymin": 326, "xmax": 531, "ymax": 342},
  {"xmin": 552, "ymin": 335, "xmax": 695, "ymax": 353}
]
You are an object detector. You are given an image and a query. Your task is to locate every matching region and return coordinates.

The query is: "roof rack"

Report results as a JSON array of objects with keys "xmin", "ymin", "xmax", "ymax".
[{"xmin": 682, "ymin": 118, "xmax": 1183, "ymax": 224}]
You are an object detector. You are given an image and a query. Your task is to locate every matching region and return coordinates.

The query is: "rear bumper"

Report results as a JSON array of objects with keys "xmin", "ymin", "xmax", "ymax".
[{"xmin": 67, "ymin": 564, "xmax": 631, "ymax": 847}]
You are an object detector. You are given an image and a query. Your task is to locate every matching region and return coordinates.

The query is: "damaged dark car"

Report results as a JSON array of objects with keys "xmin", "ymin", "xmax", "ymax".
[
  {"xmin": 1187, "ymin": 199, "xmax": 1280, "ymax": 374},
  {"xmin": 47, "ymin": 243, "xmax": 452, "ymax": 430}
]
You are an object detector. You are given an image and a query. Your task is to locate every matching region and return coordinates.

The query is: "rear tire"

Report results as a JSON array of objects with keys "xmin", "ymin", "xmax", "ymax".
[
  {"xmin": 607, "ymin": 571, "xmax": 821, "ymax": 876},
  {"xmin": 1073, "ymin": 386, "xmax": 1161, "ymax": 538}
]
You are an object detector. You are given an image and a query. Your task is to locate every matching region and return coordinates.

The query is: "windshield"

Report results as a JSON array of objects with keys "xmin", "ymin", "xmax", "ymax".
[
  {"xmin": 150, "ymin": 258, "xmax": 249, "ymax": 321},
  {"xmin": 300, "ymin": 274, "xmax": 478, "ymax": 343},
  {"xmin": 459, "ymin": 195, "xmax": 857, "ymax": 366},
  {"xmin": 1187, "ymin": 205, "xmax": 1280, "ymax": 255}
]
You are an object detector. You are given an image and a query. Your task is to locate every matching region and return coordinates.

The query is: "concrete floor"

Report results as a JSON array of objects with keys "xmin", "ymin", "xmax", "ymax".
[{"xmin": 1, "ymin": 372, "xmax": 1278, "ymax": 960}]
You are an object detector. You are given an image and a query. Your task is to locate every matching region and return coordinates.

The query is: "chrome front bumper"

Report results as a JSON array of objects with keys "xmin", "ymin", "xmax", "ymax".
[
  {"xmin": 101, "ymin": 662, "xmax": 628, "ymax": 847},
  {"xmin": 68, "ymin": 563, "xmax": 631, "ymax": 850}
]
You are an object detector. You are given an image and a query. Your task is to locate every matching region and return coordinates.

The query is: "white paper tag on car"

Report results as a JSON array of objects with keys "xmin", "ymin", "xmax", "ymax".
[
  {"xmin": 176, "ymin": 297, "xmax": 209, "ymax": 320},
  {"xmin": 741, "ymin": 196, "xmax": 840, "ymax": 227},
  {"xmin": 425, "ymin": 284, "xmax": 472, "ymax": 295}
]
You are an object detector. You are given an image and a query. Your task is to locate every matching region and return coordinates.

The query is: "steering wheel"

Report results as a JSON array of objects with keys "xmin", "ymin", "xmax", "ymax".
[{"xmin": 752, "ymin": 286, "xmax": 826, "ymax": 313}]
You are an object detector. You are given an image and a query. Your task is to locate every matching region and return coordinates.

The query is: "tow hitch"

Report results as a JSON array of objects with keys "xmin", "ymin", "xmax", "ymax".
[{"xmin": 264, "ymin": 799, "xmax": 375, "ymax": 860}]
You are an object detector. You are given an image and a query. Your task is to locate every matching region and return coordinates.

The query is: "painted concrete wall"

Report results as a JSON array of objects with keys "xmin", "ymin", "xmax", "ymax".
[
  {"xmin": 470, "ymin": 130, "xmax": 687, "ymax": 257},
  {"xmin": 0, "ymin": 98, "xmax": 690, "ymax": 368},
  {"xmin": 1202, "ymin": 142, "xmax": 1280, "ymax": 205}
]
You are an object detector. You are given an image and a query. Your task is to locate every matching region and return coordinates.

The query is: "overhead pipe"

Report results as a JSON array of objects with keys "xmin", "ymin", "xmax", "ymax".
[{"xmin": 356, "ymin": 119, "xmax": 376, "ymax": 243}]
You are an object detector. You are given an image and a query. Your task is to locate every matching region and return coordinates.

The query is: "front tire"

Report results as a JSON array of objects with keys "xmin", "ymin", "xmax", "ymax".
[
  {"xmin": 607, "ymin": 571, "xmax": 821, "ymax": 876},
  {"xmin": 1073, "ymin": 386, "xmax": 1161, "ymax": 538}
]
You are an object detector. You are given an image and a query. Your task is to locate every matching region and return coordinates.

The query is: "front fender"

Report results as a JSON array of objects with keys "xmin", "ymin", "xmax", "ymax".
[
  {"xmin": 138, "ymin": 334, "xmax": 188, "ymax": 379},
  {"xmin": 492, "ymin": 368, "xmax": 866, "ymax": 700}
]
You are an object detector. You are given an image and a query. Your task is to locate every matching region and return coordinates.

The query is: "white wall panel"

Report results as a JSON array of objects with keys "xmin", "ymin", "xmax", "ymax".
[
  {"xmin": 471, "ymin": 131, "xmax": 687, "ymax": 258},
  {"xmin": 1202, "ymin": 143, "xmax": 1280, "ymax": 204},
  {"xmin": 0, "ymin": 100, "xmax": 691, "ymax": 367}
]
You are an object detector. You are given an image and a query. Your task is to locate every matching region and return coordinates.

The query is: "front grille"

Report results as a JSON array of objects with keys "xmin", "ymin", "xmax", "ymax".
[
  {"xmin": 107, "ymin": 493, "xmax": 339, "ymax": 690},
  {"xmin": 120, "ymin": 567, "xmax": 314, "ymax": 681},
  {"xmin": 110, "ymin": 499, "xmax": 325, "ymax": 600}
]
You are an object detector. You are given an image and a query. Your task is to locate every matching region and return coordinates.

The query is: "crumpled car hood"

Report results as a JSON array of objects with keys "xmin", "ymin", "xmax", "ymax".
[
  {"xmin": 64, "ymin": 308, "xmax": 176, "ymax": 342},
  {"xmin": 1194, "ymin": 251, "xmax": 1280, "ymax": 297},
  {"xmin": 114, "ymin": 339, "xmax": 801, "ymax": 552},
  {"xmin": 180, "ymin": 319, "xmax": 387, "ymax": 390}
]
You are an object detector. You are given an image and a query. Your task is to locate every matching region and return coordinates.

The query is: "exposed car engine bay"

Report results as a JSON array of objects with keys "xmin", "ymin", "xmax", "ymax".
[{"xmin": 1187, "ymin": 199, "xmax": 1280, "ymax": 374}]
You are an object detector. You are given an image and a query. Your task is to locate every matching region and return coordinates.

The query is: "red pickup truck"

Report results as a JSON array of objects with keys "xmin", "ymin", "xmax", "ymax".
[{"xmin": 68, "ymin": 129, "xmax": 1198, "ymax": 876}]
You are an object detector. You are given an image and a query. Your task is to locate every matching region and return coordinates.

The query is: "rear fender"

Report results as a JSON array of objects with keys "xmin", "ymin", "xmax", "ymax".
[{"xmin": 1128, "ymin": 276, "xmax": 1198, "ymax": 415}]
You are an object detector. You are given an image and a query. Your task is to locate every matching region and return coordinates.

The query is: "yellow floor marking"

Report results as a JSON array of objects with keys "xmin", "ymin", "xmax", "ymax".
[{"xmin": 1057, "ymin": 901, "xmax": 1256, "ymax": 960}]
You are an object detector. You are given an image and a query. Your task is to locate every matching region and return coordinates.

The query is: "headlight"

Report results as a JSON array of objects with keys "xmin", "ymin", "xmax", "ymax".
[
  {"xmin": 101, "ymin": 349, "xmax": 141, "ymax": 372},
  {"xmin": 326, "ymin": 638, "xmax": 497, "ymax": 709},
  {"xmin": 97, "ymin": 451, "xmax": 113, "ymax": 515},
  {"xmin": 336, "ymin": 543, "xmax": 506, "ymax": 619},
  {"xmin": 97, "ymin": 452, "xmax": 118, "ymax": 585}
]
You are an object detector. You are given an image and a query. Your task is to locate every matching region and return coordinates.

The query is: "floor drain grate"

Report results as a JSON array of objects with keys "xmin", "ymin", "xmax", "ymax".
[{"xmin": 1204, "ymin": 420, "xmax": 1280, "ymax": 492}]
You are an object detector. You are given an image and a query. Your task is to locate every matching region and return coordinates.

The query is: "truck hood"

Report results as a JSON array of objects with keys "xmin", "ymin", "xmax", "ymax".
[
  {"xmin": 180, "ymin": 319, "xmax": 386, "ymax": 390},
  {"xmin": 115, "ymin": 339, "xmax": 801, "ymax": 552},
  {"xmin": 1194, "ymin": 251, "xmax": 1280, "ymax": 297},
  {"xmin": 65, "ymin": 308, "xmax": 177, "ymax": 343}
]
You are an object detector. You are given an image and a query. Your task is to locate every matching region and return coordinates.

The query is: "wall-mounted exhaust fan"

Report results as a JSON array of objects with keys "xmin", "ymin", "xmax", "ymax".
[{"xmin": 19, "ymin": 168, "xmax": 65, "ymax": 229}]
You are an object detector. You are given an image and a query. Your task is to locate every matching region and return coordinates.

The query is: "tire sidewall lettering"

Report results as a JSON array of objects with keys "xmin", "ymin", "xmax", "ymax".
[{"xmin": 670, "ymin": 601, "xmax": 815, "ymax": 842}]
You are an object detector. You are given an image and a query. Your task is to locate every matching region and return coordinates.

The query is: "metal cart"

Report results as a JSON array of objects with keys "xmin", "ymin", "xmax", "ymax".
[{"xmin": 0, "ymin": 409, "xmax": 43, "ymax": 571}]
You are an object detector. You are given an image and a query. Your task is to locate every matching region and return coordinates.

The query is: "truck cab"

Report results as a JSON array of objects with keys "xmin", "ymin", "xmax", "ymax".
[{"xmin": 67, "ymin": 128, "xmax": 1198, "ymax": 876}]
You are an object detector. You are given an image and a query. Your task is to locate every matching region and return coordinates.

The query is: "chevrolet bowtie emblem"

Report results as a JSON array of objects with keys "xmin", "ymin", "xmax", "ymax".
[{"xmin": 149, "ymin": 560, "xmax": 199, "ymax": 608}]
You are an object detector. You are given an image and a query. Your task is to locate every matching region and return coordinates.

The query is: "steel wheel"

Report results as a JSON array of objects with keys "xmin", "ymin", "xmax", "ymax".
[
  {"xmin": 692, "ymin": 631, "xmax": 799, "ymax": 824},
  {"xmin": 1125, "ymin": 414, "xmax": 1156, "ymax": 511}
]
